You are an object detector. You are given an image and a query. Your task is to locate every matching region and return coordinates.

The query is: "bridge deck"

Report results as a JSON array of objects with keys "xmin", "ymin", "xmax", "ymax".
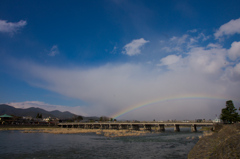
[
  {"xmin": 58, "ymin": 122, "xmax": 214, "ymax": 132},
  {"xmin": 58, "ymin": 122, "xmax": 213, "ymax": 126}
]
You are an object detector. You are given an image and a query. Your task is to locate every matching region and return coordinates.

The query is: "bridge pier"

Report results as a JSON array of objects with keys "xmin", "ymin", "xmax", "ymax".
[
  {"xmin": 133, "ymin": 125, "xmax": 140, "ymax": 130},
  {"xmin": 191, "ymin": 125, "xmax": 197, "ymax": 132},
  {"xmin": 118, "ymin": 124, "xmax": 122, "ymax": 130},
  {"xmin": 129, "ymin": 124, "xmax": 133, "ymax": 130},
  {"xmin": 174, "ymin": 125, "xmax": 180, "ymax": 132},
  {"xmin": 143, "ymin": 124, "xmax": 151, "ymax": 131},
  {"xmin": 159, "ymin": 124, "xmax": 165, "ymax": 132}
]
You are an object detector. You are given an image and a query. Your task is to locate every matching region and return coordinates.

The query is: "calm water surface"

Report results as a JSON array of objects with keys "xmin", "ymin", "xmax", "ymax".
[{"xmin": 0, "ymin": 128, "xmax": 201, "ymax": 159}]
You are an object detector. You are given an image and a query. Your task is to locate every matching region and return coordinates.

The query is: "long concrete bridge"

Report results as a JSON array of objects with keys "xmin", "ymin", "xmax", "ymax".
[{"xmin": 58, "ymin": 122, "xmax": 214, "ymax": 132}]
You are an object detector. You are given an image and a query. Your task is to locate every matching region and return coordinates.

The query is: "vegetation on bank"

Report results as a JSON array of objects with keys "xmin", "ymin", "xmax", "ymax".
[
  {"xmin": 188, "ymin": 123, "xmax": 240, "ymax": 159},
  {"xmin": 188, "ymin": 100, "xmax": 240, "ymax": 158}
]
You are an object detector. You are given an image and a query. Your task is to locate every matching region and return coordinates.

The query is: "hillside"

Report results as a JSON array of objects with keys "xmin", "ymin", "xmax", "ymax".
[
  {"xmin": 0, "ymin": 104, "xmax": 76, "ymax": 119},
  {"xmin": 188, "ymin": 123, "xmax": 240, "ymax": 159}
]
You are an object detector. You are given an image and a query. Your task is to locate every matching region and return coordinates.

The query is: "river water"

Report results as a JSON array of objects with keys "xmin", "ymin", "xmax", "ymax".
[{"xmin": 0, "ymin": 128, "xmax": 201, "ymax": 159}]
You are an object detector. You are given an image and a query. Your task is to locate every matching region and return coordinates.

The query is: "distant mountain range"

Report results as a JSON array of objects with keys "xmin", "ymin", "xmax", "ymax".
[
  {"xmin": 0, "ymin": 104, "xmax": 78, "ymax": 119},
  {"xmin": 0, "ymin": 104, "xmax": 100, "ymax": 120}
]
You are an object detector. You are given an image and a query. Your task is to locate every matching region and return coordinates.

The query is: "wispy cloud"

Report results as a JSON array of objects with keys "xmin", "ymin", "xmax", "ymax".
[
  {"xmin": 161, "ymin": 31, "xmax": 211, "ymax": 54},
  {"xmin": 48, "ymin": 45, "xmax": 59, "ymax": 56},
  {"xmin": 187, "ymin": 29, "xmax": 197, "ymax": 33},
  {"xmin": 0, "ymin": 19, "xmax": 27, "ymax": 34},
  {"xmin": 122, "ymin": 38, "xmax": 149, "ymax": 56},
  {"xmin": 110, "ymin": 46, "xmax": 117, "ymax": 54},
  {"xmin": 214, "ymin": 18, "xmax": 240, "ymax": 39}
]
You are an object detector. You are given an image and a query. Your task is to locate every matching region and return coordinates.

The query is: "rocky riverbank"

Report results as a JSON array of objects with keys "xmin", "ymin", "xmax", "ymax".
[{"xmin": 188, "ymin": 123, "xmax": 240, "ymax": 159}]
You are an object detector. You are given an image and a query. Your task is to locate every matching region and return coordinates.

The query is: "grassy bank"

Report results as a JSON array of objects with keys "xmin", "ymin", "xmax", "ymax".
[{"xmin": 188, "ymin": 123, "xmax": 240, "ymax": 159}]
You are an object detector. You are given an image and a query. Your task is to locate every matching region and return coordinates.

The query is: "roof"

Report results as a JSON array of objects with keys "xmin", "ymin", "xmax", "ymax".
[{"xmin": 0, "ymin": 114, "xmax": 13, "ymax": 118}]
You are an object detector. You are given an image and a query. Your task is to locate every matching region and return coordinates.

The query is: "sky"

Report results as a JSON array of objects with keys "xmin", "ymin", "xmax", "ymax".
[{"xmin": 0, "ymin": 0, "xmax": 240, "ymax": 121}]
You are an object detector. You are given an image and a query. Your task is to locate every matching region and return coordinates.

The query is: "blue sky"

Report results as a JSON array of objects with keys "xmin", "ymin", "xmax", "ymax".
[{"xmin": 0, "ymin": 0, "xmax": 240, "ymax": 120}]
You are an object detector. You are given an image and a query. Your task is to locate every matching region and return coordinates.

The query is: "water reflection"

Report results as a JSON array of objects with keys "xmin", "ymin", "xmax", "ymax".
[{"xmin": 0, "ymin": 129, "xmax": 201, "ymax": 159}]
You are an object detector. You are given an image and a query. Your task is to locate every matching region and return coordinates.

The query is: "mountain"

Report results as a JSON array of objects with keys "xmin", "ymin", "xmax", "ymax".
[{"xmin": 0, "ymin": 104, "xmax": 77, "ymax": 119}]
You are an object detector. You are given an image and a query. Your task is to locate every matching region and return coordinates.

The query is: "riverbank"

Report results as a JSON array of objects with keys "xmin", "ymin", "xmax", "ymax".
[{"xmin": 188, "ymin": 123, "xmax": 240, "ymax": 159}]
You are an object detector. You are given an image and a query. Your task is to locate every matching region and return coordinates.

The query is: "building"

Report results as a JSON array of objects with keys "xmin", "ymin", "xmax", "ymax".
[{"xmin": 0, "ymin": 114, "xmax": 13, "ymax": 124}]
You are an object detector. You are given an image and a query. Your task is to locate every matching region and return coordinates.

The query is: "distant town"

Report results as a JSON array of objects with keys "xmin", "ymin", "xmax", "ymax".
[{"xmin": 0, "ymin": 104, "xmax": 221, "ymax": 126}]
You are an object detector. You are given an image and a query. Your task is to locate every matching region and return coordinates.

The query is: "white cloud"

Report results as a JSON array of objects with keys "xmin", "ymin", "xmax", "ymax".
[
  {"xmin": 0, "ymin": 19, "xmax": 27, "ymax": 34},
  {"xmin": 122, "ymin": 38, "xmax": 149, "ymax": 56},
  {"xmin": 5, "ymin": 19, "xmax": 240, "ymax": 121},
  {"xmin": 48, "ymin": 45, "xmax": 59, "ymax": 56},
  {"xmin": 214, "ymin": 18, "xmax": 240, "ymax": 39},
  {"xmin": 228, "ymin": 41, "xmax": 240, "ymax": 61},
  {"xmin": 233, "ymin": 63, "xmax": 240, "ymax": 74},
  {"xmin": 158, "ymin": 55, "xmax": 182, "ymax": 67},
  {"xmin": 160, "ymin": 46, "xmax": 227, "ymax": 74},
  {"xmin": 222, "ymin": 63, "xmax": 240, "ymax": 82},
  {"xmin": 8, "ymin": 45, "xmax": 240, "ymax": 120},
  {"xmin": 187, "ymin": 47, "xmax": 227, "ymax": 74}
]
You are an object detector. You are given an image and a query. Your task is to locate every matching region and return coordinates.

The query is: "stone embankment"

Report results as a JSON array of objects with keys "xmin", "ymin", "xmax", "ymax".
[{"xmin": 188, "ymin": 123, "xmax": 240, "ymax": 159}]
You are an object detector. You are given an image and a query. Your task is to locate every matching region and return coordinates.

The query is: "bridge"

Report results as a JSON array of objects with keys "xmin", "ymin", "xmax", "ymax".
[{"xmin": 58, "ymin": 122, "xmax": 214, "ymax": 132}]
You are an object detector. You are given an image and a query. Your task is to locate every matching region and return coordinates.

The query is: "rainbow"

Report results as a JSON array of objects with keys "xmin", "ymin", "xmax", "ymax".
[{"xmin": 111, "ymin": 94, "xmax": 239, "ymax": 119}]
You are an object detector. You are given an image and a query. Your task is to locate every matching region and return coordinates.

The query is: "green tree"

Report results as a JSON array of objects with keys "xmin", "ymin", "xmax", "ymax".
[
  {"xmin": 77, "ymin": 116, "xmax": 83, "ymax": 121},
  {"xmin": 220, "ymin": 100, "xmax": 240, "ymax": 123},
  {"xmin": 36, "ymin": 113, "xmax": 42, "ymax": 119},
  {"xmin": 99, "ymin": 116, "xmax": 109, "ymax": 121},
  {"xmin": 73, "ymin": 115, "xmax": 83, "ymax": 122}
]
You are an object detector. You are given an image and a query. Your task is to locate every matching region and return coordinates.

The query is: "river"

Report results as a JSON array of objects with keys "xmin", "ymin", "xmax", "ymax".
[{"xmin": 0, "ymin": 128, "xmax": 201, "ymax": 159}]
